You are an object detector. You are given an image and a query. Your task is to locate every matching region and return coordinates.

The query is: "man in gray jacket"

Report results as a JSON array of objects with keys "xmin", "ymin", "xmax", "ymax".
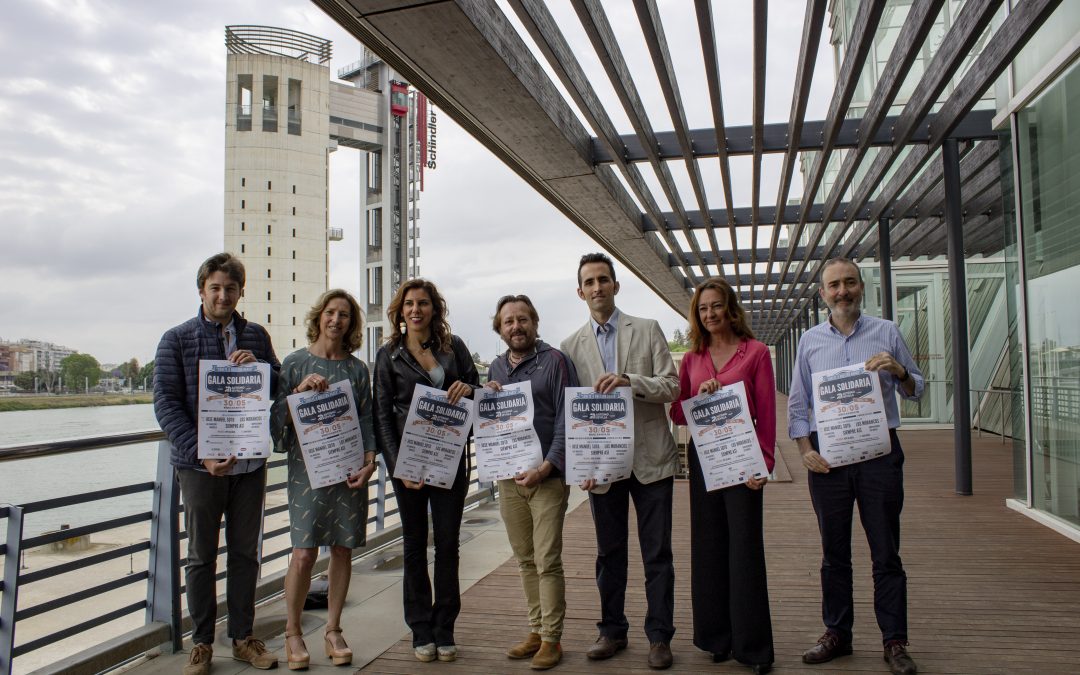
[
  {"xmin": 486, "ymin": 294, "xmax": 578, "ymax": 670},
  {"xmin": 561, "ymin": 253, "xmax": 680, "ymax": 670}
]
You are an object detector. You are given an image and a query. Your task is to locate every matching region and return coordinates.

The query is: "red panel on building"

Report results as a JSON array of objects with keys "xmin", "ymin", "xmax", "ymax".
[{"xmin": 390, "ymin": 81, "xmax": 409, "ymax": 117}]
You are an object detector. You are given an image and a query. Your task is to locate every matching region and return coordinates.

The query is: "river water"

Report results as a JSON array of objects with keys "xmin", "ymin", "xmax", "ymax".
[{"xmin": 0, "ymin": 405, "xmax": 162, "ymax": 536}]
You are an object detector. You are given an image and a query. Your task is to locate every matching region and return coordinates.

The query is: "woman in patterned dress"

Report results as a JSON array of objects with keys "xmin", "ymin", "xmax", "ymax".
[{"xmin": 272, "ymin": 289, "xmax": 377, "ymax": 669}]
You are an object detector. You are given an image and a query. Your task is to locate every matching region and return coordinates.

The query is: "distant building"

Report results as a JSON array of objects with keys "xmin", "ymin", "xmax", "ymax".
[
  {"xmin": 338, "ymin": 48, "xmax": 431, "ymax": 361},
  {"xmin": 0, "ymin": 339, "xmax": 77, "ymax": 389},
  {"xmin": 224, "ymin": 27, "xmax": 429, "ymax": 358}
]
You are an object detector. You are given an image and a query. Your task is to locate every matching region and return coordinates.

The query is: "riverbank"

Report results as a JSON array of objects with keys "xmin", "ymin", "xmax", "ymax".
[{"xmin": 0, "ymin": 393, "xmax": 153, "ymax": 412}]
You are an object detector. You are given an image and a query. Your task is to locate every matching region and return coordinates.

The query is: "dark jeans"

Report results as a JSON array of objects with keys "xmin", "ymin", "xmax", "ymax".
[
  {"xmin": 394, "ymin": 457, "xmax": 468, "ymax": 647},
  {"xmin": 177, "ymin": 465, "xmax": 266, "ymax": 645},
  {"xmin": 589, "ymin": 474, "xmax": 675, "ymax": 643},
  {"xmin": 688, "ymin": 445, "xmax": 774, "ymax": 665},
  {"xmin": 808, "ymin": 430, "xmax": 907, "ymax": 644}
]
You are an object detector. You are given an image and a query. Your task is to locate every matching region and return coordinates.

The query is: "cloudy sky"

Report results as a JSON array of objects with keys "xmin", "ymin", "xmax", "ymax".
[{"xmin": 0, "ymin": 0, "xmax": 834, "ymax": 366}]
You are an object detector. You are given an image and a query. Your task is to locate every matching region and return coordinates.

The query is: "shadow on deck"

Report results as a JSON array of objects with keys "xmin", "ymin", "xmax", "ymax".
[{"xmin": 360, "ymin": 394, "xmax": 1080, "ymax": 674}]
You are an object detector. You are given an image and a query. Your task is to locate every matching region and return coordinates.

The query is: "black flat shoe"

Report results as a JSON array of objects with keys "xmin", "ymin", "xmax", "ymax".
[
  {"xmin": 749, "ymin": 664, "xmax": 772, "ymax": 674},
  {"xmin": 712, "ymin": 652, "xmax": 730, "ymax": 663}
]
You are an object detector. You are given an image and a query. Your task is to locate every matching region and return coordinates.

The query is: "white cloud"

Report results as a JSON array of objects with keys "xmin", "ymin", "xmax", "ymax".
[{"xmin": 0, "ymin": 0, "xmax": 825, "ymax": 366}]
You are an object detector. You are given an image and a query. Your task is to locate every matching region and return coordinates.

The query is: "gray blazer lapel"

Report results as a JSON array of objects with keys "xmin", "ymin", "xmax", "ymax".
[
  {"xmin": 617, "ymin": 314, "xmax": 634, "ymax": 372},
  {"xmin": 575, "ymin": 323, "xmax": 603, "ymax": 380}
]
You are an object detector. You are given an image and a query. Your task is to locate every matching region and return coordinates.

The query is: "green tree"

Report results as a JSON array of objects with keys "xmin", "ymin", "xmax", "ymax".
[
  {"xmin": 668, "ymin": 326, "xmax": 691, "ymax": 352},
  {"xmin": 121, "ymin": 358, "xmax": 140, "ymax": 388},
  {"xmin": 14, "ymin": 369, "xmax": 58, "ymax": 392},
  {"xmin": 13, "ymin": 371, "xmax": 35, "ymax": 391},
  {"xmin": 139, "ymin": 360, "xmax": 155, "ymax": 388},
  {"xmin": 60, "ymin": 353, "xmax": 101, "ymax": 392}
]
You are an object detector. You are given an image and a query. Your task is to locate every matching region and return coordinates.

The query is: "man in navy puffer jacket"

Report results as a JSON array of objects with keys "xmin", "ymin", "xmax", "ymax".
[{"xmin": 154, "ymin": 252, "xmax": 280, "ymax": 673}]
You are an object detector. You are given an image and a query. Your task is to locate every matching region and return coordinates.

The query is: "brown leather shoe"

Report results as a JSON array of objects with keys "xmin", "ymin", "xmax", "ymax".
[
  {"xmin": 884, "ymin": 641, "xmax": 918, "ymax": 675},
  {"xmin": 648, "ymin": 642, "xmax": 673, "ymax": 670},
  {"xmin": 183, "ymin": 643, "xmax": 213, "ymax": 675},
  {"xmin": 802, "ymin": 631, "xmax": 852, "ymax": 664},
  {"xmin": 233, "ymin": 636, "xmax": 279, "ymax": 669},
  {"xmin": 508, "ymin": 632, "xmax": 543, "ymax": 659},
  {"xmin": 586, "ymin": 635, "xmax": 627, "ymax": 660},
  {"xmin": 530, "ymin": 641, "xmax": 562, "ymax": 670}
]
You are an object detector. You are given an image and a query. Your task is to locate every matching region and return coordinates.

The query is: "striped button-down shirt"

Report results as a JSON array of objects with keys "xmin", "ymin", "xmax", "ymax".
[{"xmin": 788, "ymin": 313, "xmax": 924, "ymax": 439}]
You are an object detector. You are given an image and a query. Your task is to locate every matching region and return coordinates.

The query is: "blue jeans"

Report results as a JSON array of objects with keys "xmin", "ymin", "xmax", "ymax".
[{"xmin": 807, "ymin": 430, "xmax": 907, "ymax": 644}]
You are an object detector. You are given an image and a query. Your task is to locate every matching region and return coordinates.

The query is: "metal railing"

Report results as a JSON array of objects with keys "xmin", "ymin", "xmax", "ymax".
[
  {"xmin": 970, "ymin": 387, "xmax": 1015, "ymax": 444},
  {"xmin": 0, "ymin": 432, "xmax": 493, "ymax": 674},
  {"xmin": 225, "ymin": 26, "xmax": 332, "ymax": 65}
]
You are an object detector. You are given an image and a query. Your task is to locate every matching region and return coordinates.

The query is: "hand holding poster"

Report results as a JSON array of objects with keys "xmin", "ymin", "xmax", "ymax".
[
  {"xmin": 198, "ymin": 360, "xmax": 272, "ymax": 459},
  {"xmin": 473, "ymin": 381, "xmax": 544, "ymax": 482},
  {"xmin": 811, "ymin": 364, "xmax": 892, "ymax": 467},
  {"xmin": 394, "ymin": 384, "xmax": 475, "ymax": 488},
  {"xmin": 286, "ymin": 380, "xmax": 366, "ymax": 489},
  {"xmin": 680, "ymin": 381, "xmax": 769, "ymax": 491},
  {"xmin": 564, "ymin": 386, "xmax": 634, "ymax": 486}
]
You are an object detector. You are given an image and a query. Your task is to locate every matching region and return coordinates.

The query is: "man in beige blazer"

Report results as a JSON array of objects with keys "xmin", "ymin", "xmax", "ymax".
[{"xmin": 560, "ymin": 253, "xmax": 679, "ymax": 670}]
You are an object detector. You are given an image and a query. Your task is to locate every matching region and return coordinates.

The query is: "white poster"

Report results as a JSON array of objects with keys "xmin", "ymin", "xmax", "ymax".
[
  {"xmin": 811, "ymin": 364, "xmax": 892, "ymax": 467},
  {"xmin": 473, "ymin": 381, "xmax": 544, "ymax": 482},
  {"xmin": 680, "ymin": 381, "xmax": 769, "ymax": 491},
  {"xmin": 564, "ymin": 386, "xmax": 635, "ymax": 486},
  {"xmin": 197, "ymin": 360, "xmax": 272, "ymax": 459},
  {"xmin": 393, "ymin": 384, "xmax": 475, "ymax": 488},
  {"xmin": 286, "ymin": 380, "xmax": 366, "ymax": 489}
]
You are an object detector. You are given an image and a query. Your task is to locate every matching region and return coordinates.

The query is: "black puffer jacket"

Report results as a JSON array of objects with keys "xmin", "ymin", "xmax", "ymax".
[
  {"xmin": 153, "ymin": 308, "xmax": 280, "ymax": 469},
  {"xmin": 372, "ymin": 334, "xmax": 479, "ymax": 475}
]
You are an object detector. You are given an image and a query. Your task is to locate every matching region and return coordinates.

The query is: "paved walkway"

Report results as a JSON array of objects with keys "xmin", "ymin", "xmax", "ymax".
[{"xmin": 133, "ymin": 393, "xmax": 1080, "ymax": 674}]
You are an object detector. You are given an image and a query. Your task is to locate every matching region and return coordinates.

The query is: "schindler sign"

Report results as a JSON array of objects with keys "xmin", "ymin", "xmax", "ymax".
[{"xmin": 426, "ymin": 108, "xmax": 437, "ymax": 169}]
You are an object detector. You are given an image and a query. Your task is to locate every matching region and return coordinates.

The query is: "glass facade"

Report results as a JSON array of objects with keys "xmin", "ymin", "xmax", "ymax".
[
  {"xmin": 1014, "ymin": 59, "xmax": 1080, "ymax": 527},
  {"xmin": 999, "ymin": 129, "xmax": 1029, "ymax": 501}
]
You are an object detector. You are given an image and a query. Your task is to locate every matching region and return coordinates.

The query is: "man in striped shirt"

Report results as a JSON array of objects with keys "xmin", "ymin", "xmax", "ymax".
[{"xmin": 788, "ymin": 258, "xmax": 924, "ymax": 675}]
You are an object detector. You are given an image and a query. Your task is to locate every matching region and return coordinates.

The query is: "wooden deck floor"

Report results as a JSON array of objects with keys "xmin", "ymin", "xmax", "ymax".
[{"xmin": 360, "ymin": 395, "xmax": 1080, "ymax": 674}]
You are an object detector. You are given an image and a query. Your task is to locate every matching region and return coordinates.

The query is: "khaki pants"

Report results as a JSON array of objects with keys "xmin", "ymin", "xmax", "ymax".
[{"xmin": 499, "ymin": 476, "xmax": 570, "ymax": 642}]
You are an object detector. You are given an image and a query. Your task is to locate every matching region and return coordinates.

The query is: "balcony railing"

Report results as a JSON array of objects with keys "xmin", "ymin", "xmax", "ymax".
[{"xmin": 0, "ymin": 432, "xmax": 494, "ymax": 674}]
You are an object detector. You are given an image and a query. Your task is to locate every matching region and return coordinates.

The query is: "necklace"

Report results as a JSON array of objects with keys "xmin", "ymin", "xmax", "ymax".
[
  {"xmin": 408, "ymin": 335, "xmax": 434, "ymax": 354},
  {"xmin": 508, "ymin": 347, "xmax": 535, "ymax": 368}
]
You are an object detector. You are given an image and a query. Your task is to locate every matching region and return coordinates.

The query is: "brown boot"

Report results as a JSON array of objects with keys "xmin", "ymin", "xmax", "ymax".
[
  {"xmin": 531, "ymin": 641, "xmax": 562, "ymax": 670},
  {"xmin": 507, "ymin": 632, "xmax": 542, "ymax": 659}
]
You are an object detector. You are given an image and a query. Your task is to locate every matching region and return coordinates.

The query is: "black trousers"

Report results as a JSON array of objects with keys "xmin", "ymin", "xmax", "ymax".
[
  {"xmin": 394, "ymin": 457, "xmax": 468, "ymax": 647},
  {"xmin": 687, "ymin": 445, "xmax": 774, "ymax": 665},
  {"xmin": 589, "ymin": 474, "xmax": 675, "ymax": 643},
  {"xmin": 808, "ymin": 430, "xmax": 907, "ymax": 644},
  {"xmin": 177, "ymin": 465, "xmax": 266, "ymax": 645}
]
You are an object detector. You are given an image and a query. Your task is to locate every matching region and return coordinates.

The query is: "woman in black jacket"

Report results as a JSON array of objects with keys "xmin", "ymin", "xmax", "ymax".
[{"xmin": 373, "ymin": 278, "xmax": 478, "ymax": 663}]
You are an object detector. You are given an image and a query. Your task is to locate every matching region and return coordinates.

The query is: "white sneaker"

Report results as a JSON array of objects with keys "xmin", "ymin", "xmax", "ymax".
[
  {"xmin": 414, "ymin": 642, "xmax": 436, "ymax": 662},
  {"xmin": 437, "ymin": 645, "xmax": 457, "ymax": 662}
]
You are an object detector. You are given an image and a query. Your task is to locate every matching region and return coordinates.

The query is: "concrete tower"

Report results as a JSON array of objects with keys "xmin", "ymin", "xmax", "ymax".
[{"xmin": 224, "ymin": 26, "xmax": 335, "ymax": 354}]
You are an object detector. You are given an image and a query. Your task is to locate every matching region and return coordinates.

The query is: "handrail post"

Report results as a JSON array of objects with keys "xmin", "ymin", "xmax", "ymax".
[
  {"xmin": 1000, "ymin": 390, "xmax": 1005, "ymax": 445},
  {"xmin": 376, "ymin": 457, "xmax": 386, "ymax": 531},
  {"xmin": 1, "ymin": 505, "xmax": 25, "ymax": 675},
  {"xmin": 146, "ymin": 441, "xmax": 181, "ymax": 652}
]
